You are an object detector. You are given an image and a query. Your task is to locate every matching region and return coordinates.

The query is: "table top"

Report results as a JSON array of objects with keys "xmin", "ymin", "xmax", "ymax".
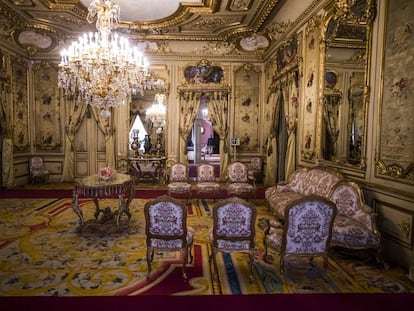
[
  {"xmin": 76, "ymin": 173, "xmax": 132, "ymax": 189},
  {"xmin": 128, "ymin": 156, "xmax": 166, "ymax": 161}
]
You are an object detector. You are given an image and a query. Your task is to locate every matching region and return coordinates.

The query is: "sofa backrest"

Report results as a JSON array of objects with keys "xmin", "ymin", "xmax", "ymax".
[{"xmin": 286, "ymin": 166, "xmax": 343, "ymax": 197}]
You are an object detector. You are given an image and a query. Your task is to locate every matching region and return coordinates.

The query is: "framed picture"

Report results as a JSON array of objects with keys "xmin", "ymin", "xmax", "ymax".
[{"xmin": 231, "ymin": 138, "xmax": 240, "ymax": 146}]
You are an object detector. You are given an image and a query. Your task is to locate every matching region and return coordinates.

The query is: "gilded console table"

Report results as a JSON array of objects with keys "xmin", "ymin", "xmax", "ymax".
[
  {"xmin": 71, "ymin": 173, "xmax": 134, "ymax": 227},
  {"xmin": 129, "ymin": 156, "xmax": 166, "ymax": 184}
]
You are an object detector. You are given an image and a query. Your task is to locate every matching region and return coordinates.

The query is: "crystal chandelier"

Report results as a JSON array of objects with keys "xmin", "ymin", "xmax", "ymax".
[
  {"xmin": 58, "ymin": 0, "xmax": 149, "ymax": 117},
  {"xmin": 146, "ymin": 93, "xmax": 166, "ymax": 127}
]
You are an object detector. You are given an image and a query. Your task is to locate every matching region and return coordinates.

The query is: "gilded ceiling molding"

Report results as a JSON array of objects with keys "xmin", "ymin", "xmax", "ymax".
[
  {"xmin": 305, "ymin": 14, "xmax": 322, "ymax": 38},
  {"xmin": 248, "ymin": 0, "xmax": 282, "ymax": 34},
  {"xmin": 264, "ymin": 21, "xmax": 291, "ymax": 42},
  {"xmin": 227, "ymin": 0, "xmax": 253, "ymax": 11},
  {"xmin": 41, "ymin": 0, "xmax": 88, "ymax": 17},
  {"xmin": 193, "ymin": 41, "xmax": 239, "ymax": 56},
  {"xmin": 123, "ymin": 0, "xmax": 219, "ymax": 31},
  {"xmin": 189, "ymin": 16, "xmax": 239, "ymax": 31}
]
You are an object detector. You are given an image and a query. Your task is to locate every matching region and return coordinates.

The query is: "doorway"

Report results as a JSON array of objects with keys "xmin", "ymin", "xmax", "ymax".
[
  {"xmin": 187, "ymin": 100, "xmax": 220, "ymax": 178},
  {"xmin": 73, "ymin": 107, "xmax": 106, "ymax": 177}
]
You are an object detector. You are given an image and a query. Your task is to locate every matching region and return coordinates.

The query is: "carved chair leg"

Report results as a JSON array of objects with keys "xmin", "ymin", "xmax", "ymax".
[
  {"xmin": 210, "ymin": 249, "xmax": 218, "ymax": 281},
  {"xmin": 146, "ymin": 246, "xmax": 153, "ymax": 280},
  {"xmin": 182, "ymin": 248, "xmax": 188, "ymax": 281},
  {"xmin": 376, "ymin": 246, "xmax": 390, "ymax": 269},
  {"xmin": 188, "ymin": 244, "xmax": 194, "ymax": 264},
  {"xmin": 248, "ymin": 251, "xmax": 255, "ymax": 282}
]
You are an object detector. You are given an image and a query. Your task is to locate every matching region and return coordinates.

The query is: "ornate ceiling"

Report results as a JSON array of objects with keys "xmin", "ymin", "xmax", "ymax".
[{"xmin": 0, "ymin": 0, "xmax": 308, "ymax": 57}]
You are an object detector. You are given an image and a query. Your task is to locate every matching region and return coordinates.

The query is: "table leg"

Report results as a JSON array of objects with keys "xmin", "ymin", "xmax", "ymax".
[
  {"xmin": 116, "ymin": 183, "xmax": 133, "ymax": 226},
  {"xmin": 71, "ymin": 190, "xmax": 84, "ymax": 226},
  {"xmin": 116, "ymin": 193, "xmax": 131, "ymax": 226},
  {"xmin": 92, "ymin": 196, "xmax": 102, "ymax": 220}
]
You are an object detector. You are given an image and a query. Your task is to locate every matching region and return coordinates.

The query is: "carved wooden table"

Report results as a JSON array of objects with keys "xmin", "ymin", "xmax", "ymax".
[
  {"xmin": 71, "ymin": 173, "xmax": 134, "ymax": 227},
  {"xmin": 129, "ymin": 156, "xmax": 166, "ymax": 184}
]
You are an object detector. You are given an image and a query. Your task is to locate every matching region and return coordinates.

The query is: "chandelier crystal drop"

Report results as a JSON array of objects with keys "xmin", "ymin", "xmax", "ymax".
[{"xmin": 58, "ymin": 0, "xmax": 149, "ymax": 116}]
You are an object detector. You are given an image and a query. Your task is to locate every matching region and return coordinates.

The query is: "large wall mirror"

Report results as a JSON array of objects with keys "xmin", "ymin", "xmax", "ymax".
[
  {"xmin": 319, "ymin": 0, "xmax": 376, "ymax": 169},
  {"xmin": 129, "ymin": 66, "xmax": 169, "ymax": 158}
]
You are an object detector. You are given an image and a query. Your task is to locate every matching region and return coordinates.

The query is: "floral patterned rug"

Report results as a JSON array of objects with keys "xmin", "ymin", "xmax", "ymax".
[{"xmin": 0, "ymin": 197, "xmax": 413, "ymax": 296}]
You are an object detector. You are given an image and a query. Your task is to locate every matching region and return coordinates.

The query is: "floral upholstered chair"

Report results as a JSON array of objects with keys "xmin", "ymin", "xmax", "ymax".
[
  {"xmin": 263, "ymin": 195, "xmax": 337, "ymax": 280},
  {"xmin": 144, "ymin": 195, "xmax": 194, "ymax": 281},
  {"xmin": 195, "ymin": 163, "xmax": 220, "ymax": 200},
  {"xmin": 209, "ymin": 197, "xmax": 257, "ymax": 282},
  {"xmin": 247, "ymin": 156, "xmax": 263, "ymax": 184},
  {"xmin": 226, "ymin": 161, "xmax": 256, "ymax": 199},
  {"xmin": 29, "ymin": 156, "xmax": 50, "ymax": 184},
  {"xmin": 167, "ymin": 163, "xmax": 192, "ymax": 201},
  {"xmin": 329, "ymin": 180, "xmax": 384, "ymax": 266}
]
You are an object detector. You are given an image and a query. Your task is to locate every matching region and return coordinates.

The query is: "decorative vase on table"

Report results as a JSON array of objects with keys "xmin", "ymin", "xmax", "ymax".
[{"xmin": 130, "ymin": 129, "xmax": 140, "ymax": 157}]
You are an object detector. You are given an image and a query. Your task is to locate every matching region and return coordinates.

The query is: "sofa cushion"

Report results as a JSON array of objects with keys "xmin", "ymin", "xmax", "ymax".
[
  {"xmin": 266, "ymin": 190, "xmax": 303, "ymax": 219},
  {"xmin": 332, "ymin": 215, "xmax": 380, "ymax": 248}
]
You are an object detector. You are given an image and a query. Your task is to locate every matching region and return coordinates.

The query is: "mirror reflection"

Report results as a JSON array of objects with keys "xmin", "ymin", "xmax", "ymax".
[
  {"xmin": 129, "ymin": 78, "xmax": 167, "ymax": 158},
  {"xmin": 321, "ymin": 0, "xmax": 375, "ymax": 168}
]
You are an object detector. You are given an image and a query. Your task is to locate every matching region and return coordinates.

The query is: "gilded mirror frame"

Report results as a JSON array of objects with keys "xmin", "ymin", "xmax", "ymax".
[
  {"xmin": 317, "ymin": 0, "xmax": 377, "ymax": 171},
  {"xmin": 129, "ymin": 66, "xmax": 170, "ymax": 158}
]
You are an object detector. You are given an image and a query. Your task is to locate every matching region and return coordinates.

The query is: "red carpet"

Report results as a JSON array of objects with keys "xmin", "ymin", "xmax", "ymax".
[
  {"xmin": 1, "ymin": 293, "xmax": 413, "ymax": 311},
  {"xmin": 0, "ymin": 189, "xmax": 167, "ymax": 199},
  {"xmin": 0, "ymin": 188, "xmax": 266, "ymax": 200}
]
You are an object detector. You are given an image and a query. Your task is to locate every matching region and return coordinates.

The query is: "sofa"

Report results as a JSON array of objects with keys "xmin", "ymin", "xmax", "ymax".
[{"xmin": 265, "ymin": 166, "xmax": 383, "ymax": 265}]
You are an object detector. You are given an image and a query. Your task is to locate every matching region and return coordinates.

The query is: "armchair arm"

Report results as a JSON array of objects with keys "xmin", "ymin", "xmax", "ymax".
[
  {"xmin": 248, "ymin": 174, "xmax": 256, "ymax": 187},
  {"xmin": 276, "ymin": 182, "xmax": 291, "ymax": 192}
]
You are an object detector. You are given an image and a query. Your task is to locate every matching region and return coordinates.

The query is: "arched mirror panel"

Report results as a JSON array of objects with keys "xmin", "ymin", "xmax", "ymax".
[{"xmin": 318, "ymin": 0, "xmax": 376, "ymax": 170}]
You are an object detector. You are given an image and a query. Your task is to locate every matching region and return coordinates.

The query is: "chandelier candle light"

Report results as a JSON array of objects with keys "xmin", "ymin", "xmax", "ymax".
[{"xmin": 58, "ymin": 0, "xmax": 149, "ymax": 117}]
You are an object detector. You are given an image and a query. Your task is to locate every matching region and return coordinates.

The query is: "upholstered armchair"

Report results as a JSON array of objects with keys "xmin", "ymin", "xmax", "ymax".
[
  {"xmin": 195, "ymin": 163, "xmax": 220, "ymax": 200},
  {"xmin": 144, "ymin": 195, "xmax": 194, "ymax": 281},
  {"xmin": 209, "ymin": 197, "xmax": 257, "ymax": 282},
  {"xmin": 167, "ymin": 163, "xmax": 192, "ymax": 200},
  {"xmin": 263, "ymin": 195, "xmax": 337, "ymax": 280},
  {"xmin": 247, "ymin": 156, "xmax": 263, "ymax": 184},
  {"xmin": 226, "ymin": 161, "xmax": 256, "ymax": 199},
  {"xmin": 116, "ymin": 158, "xmax": 129, "ymax": 174},
  {"xmin": 29, "ymin": 156, "xmax": 50, "ymax": 184},
  {"xmin": 329, "ymin": 180, "xmax": 383, "ymax": 266}
]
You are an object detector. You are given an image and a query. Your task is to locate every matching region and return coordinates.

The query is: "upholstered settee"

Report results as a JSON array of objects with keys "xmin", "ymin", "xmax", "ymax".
[
  {"xmin": 265, "ymin": 166, "xmax": 344, "ymax": 220},
  {"xmin": 265, "ymin": 166, "xmax": 383, "ymax": 264}
]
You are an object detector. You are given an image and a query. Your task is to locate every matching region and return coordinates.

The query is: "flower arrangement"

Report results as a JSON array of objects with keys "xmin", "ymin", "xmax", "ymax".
[{"xmin": 97, "ymin": 166, "xmax": 116, "ymax": 182}]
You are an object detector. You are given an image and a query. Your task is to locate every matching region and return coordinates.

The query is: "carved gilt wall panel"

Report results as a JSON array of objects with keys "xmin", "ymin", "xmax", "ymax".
[
  {"xmin": 376, "ymin": 0, "xmax": 414, "ymax": 183},
  {"xmin": 33, "ymin": 62, "xmax": 62, "ymax": 153},
  {"xmin": 12, "ymin": 57, "xmax": 29, "ymax": 153},
  {"xmin": 233, "ymin": 64, "xmax": 261, "ymax": 153},
  {"xmin": 300, "ymin": 15, "xmax": 322, "ymax": 163}
]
